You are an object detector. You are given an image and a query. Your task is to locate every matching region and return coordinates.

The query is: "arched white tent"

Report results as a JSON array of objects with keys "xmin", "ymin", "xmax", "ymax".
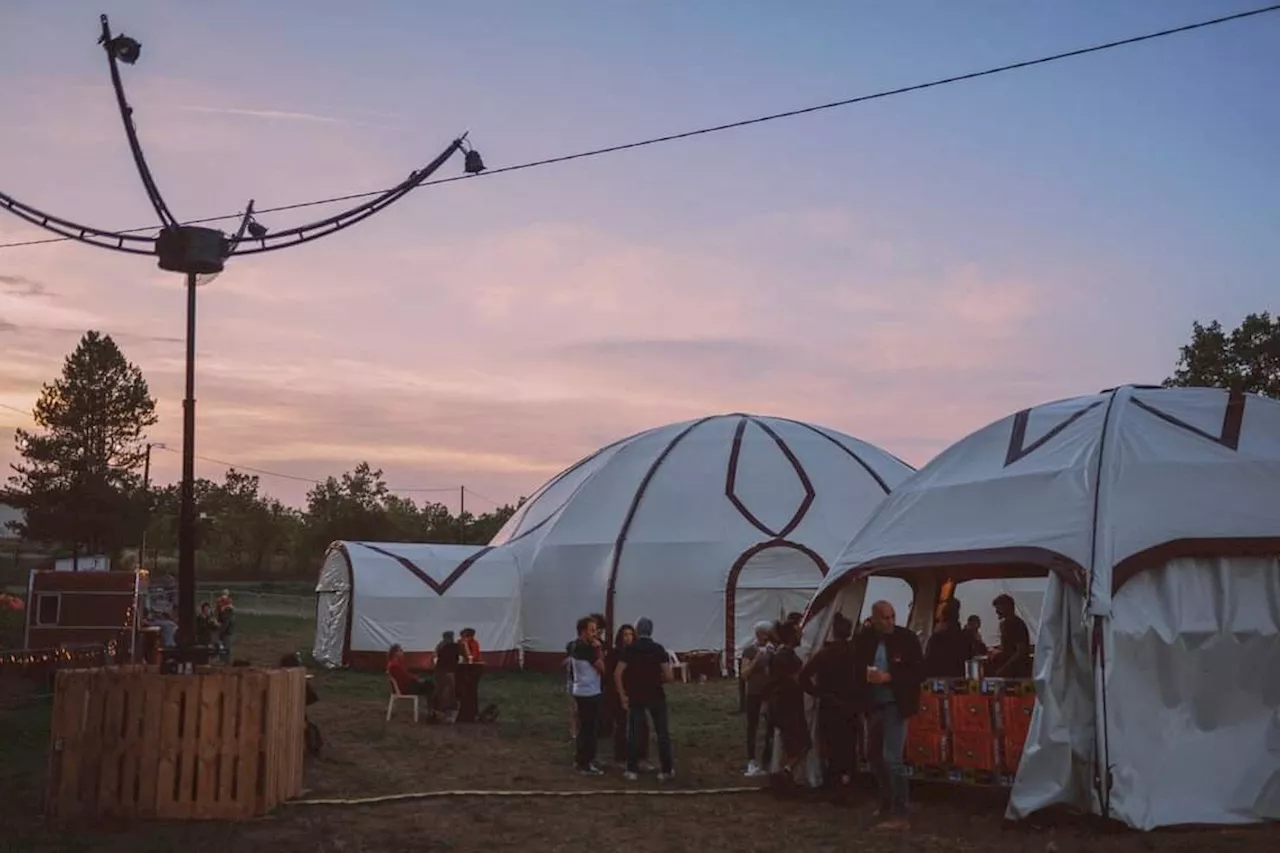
[
  {"xmin": 805, "ymin": 386, "xmax": 1280, "ymax": 830},
  {"xmin": 489, "ymin": 413, "xmax": 914, "ymax": 668},
  {"xmin": 313, "ymin": 541, "xmax": 522, "ymax": 670}
]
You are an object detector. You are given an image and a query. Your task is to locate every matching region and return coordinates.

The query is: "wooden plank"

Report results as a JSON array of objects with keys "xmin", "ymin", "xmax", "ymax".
[
  {"xmin": 260, "ymin": 671, "xmax": 282, "ymax": 813},
  {"xmin": 154, "ymin": 675, "xmax": 187, "ymax": 818},
  {"xmin": 115, "ymin": 673, "xmax": 144, "ymax": 816},
  {"xmin": 96, "ymin": 671, "xmax": 126, "ymax": 816},
  {"xmin": 235, "ymin": 671, "xmax": 266, "ymax": 819},
  {"xmin": 47, "ymin": 670, "xmax": 89, "ymax": 819},
  {"xmin": 215, "ymin": 671, "xmax": 241, "ymax": 814},
  {"xmin": 76, "ymin": 670, "xmax": 108, "ymax": 817},
  {"xmin": 287, "ymin": 669, "xmax": 305, "ymax": 800},
  {"xmin": 194, "ymin": 674, "xmax": 222, "ymax": 818},
  {"xmin": 174, "ymin": 676, "xmax": 201, "ymax": 817},
  {"xmin": 134, "ymin": 674, "xmax": 165, "ymax": 817}
]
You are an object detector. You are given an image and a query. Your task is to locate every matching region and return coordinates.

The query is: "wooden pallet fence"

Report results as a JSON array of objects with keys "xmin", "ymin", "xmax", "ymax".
[{"xmin": 45, "ymin": 665, "xmax": 306, "ymax": 821}]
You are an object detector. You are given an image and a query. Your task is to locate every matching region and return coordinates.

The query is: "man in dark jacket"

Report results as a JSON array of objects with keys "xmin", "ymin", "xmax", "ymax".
[{"xmin": 853, "ymin": 600, "xmax": 923, "ymax": 830}]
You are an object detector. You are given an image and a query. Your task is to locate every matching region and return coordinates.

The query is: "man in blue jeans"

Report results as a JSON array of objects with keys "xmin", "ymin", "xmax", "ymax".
[
  {"xmin": 854, "ymin": 600, "xmax": 923, "ymax": 830},
  {"xmin": 614, "ymin": 617, "xmax": 675, "ymax": 781}
]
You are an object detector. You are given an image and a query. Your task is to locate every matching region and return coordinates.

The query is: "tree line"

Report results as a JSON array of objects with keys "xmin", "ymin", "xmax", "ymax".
[
  {"xmin": 2, "ymin": 332, "xmax": 519, "ymax": 580},
  {"xmin": 4, "ymin": 313, "xmax": 1277, "ymax": 579}
]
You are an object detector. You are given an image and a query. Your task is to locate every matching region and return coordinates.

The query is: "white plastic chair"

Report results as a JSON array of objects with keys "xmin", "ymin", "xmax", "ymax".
[
  {"xmin": 667, "ymin": 649, "xmax": 689, "ymax": 684},
  {"xmin": 387, "ymin": 677, "xmax": 419, "ymax": 722}
]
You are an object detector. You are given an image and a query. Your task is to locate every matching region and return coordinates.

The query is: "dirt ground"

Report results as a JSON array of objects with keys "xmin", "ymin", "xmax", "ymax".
[{"xmin": 2, "ymin": 615, "xmax": 1275, "ymax": 852}]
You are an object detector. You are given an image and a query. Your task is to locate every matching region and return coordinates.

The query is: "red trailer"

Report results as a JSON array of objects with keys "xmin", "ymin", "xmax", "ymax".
[{"xmin": 24, "ymin": 569, "xmax": 147, "ymax": 662}]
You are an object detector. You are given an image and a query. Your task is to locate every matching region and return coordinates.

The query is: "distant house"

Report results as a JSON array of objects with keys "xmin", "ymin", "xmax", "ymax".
[{"xmin": 0, "ymin": 502, "xmax": 22, "ymax": 543}]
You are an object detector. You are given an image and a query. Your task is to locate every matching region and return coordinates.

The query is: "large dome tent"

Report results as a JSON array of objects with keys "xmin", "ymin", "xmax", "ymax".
[
  {"xmin": 313, "ymin": 541, "xmax": 522, "ymax": 670},
  {"xmin": 491, "ymin": 412, "xmax": 914, "ymax": 669},
  {"xmin": 804, "ymin": 386, "xmax": 1280, "ymax": 830}
]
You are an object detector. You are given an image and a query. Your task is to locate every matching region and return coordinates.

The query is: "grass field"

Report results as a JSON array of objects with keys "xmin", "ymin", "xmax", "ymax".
[{"xmin": 1, "ymin": 614, "xmax": 1275, "ymax": 853}]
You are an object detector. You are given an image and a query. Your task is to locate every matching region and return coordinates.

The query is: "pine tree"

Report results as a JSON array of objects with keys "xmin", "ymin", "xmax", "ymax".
[{"xmin": 8, "ymin": 331, "xmax": 158, "ymax": 557}]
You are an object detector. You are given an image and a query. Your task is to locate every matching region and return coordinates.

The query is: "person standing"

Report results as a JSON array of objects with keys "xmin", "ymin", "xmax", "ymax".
[
  {"xmin": 764, "ymin": 620, "xmax": 811, "ymax": 791},
  {"xmin": 739, "ymin": 621, "xmax": 776, "ymax": 777},
  {"xmin": 923, "ymin": 598, "xmax": 977, "ymax": 678},
  {"xmin": 605, "ymin": 624, "xmax": 650, "ymax": 768},
  {"xmin": 988, "ymin": 594, "xmax": 1032, "ymax": 678},
  {"xmin": 434, "ymin": 631, "xmax": 461, "ymax": 723},
  {"xmin": 615, "ymin": 617, "xmax": 675, "ymax": 781},
  {"xmin": 569, "ymin": 616, "xmax": 606, "ymax": 775},
  {"xmin": 799, "ymin": 612, "xmax": 859, "ymax": 795},
  {"xmin": 854, "ymin": 600, "xmax": 923, "ymax": 830}
]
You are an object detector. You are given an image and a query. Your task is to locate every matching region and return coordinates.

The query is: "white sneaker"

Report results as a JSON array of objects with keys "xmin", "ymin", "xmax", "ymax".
[
  {"xmin": 657, "ymin": 771, "xmax": 675, "ymax": 782},
  {"xmin": 578, "ymin": 766, "xmax": 604, "ymax": 777},
  {"xmin": 623, "ymin": 771, "xmax": 639, "ymax": 781},
  {"xmin": 744, "ymin": 760, "xmax": 763, "ymax": 777}
]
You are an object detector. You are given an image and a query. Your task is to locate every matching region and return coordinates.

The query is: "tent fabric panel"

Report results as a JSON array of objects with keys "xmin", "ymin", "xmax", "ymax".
[
  {"xmin": 312, "ymin": 545, "xmax": 354, "ymax": 668},
  {"xmin": 1006, "ymin": 574, "xmax": 1096, "ymax": 820},
  {"xmin": 349, "ymin": 594, "xmax": 522, "ymax": 656},
  {"xmin": 1100, "ymin": 556, "xmax": 1280, "ymax": 828}
]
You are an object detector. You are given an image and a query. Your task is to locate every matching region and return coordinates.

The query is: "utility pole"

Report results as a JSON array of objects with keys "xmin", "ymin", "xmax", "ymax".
[
  {"xmin": 459, "ymin": 485, "xmax": 466, "ymax": 544},
  {"xmin": 138, "ymin": 441, "xmax": 165, "ymax": 574}
]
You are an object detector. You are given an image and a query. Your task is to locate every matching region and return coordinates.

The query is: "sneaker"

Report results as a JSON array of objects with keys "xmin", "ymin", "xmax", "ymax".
[
  {"xmin": 588, "ymin": 762, "xmax": 604, "ymax": 774},
  {"xmin": 744, "ymin": 760, "xmax": 768, "ymax": 777},
  {"xmin": 657, "ymin": 771, "xmax": 675, "ymax": 782},
  {"xmin": 874, "ymin": 818, "xmax": 910, "ymax": 831},
  {"xmin": 623, "ymin": 771, "xmax": 639, "ymax": 781},
  {"xmin": 638, "ymin": 761, "xmax": 655, "ymax": 773},
  {"xmin": 577, "ymin": 766, "xmax": 604, "ymax": 777}
]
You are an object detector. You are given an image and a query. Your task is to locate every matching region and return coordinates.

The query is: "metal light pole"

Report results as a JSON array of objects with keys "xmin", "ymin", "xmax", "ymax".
[
  {"xmin": 0, "ymin": 15, "xmax": 485, "ymax": 661},
  {"xmin": 138, "ymin": 441, "xmax": 165, "ymax": 570}
]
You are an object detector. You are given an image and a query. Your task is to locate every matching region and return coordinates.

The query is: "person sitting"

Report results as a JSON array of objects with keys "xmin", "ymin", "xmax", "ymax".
[
  {"xmin": 386, "ymin": 644, "xmax": 434, "ymax": 698},
  {"xmin": 459, "ymin": 628, "xmax": 481, "ymax": 663}
]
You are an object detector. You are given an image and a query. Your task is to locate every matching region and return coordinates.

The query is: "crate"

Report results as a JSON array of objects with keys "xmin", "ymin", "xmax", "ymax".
[
  {"xmin": 911, "ymin": 693, "xmax": 947, "ymax": 734},
  {"xmin": 1000, "ymin": 693, "xmax": 1035, "ymax": 740},
  {"xmin": 948, "ymin": 692, "xmax": 994, "ymax": 735},
  {"xmin": 1002, "ymin": 729, "xmax": 1027, "ymax": 774},
  {"xmin": 46, "ymin": 665, "xmax": 306, "ymax": 821},
  {"xmin": 951, "ymin": 729, "xmax": 998, "ymax": 773},
  {"xmin": 904, "ymin": 727, "xmax": 949, "ymax": 769}
]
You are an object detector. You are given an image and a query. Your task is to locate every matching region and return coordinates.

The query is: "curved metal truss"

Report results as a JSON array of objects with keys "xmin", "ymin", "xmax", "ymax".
[{"xmin": 0, "ymin": 14, "xmax": 481, "ymax": 272}]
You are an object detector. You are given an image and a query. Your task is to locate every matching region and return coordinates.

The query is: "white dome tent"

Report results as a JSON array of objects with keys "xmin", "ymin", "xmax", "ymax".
[
  {"xmin": 804, "ymin": 386, "xmax": 1280, "ymax": 830},
  {"xmin": 490, "ymin": 413, "xmax": 914, "ymax": 669},
  {"xmin": 313, "ymin": 541, "xmax": 522, "ymax": 670}
]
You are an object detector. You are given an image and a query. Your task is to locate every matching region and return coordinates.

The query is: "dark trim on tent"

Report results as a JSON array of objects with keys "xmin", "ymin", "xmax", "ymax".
[
  {"xmin": 724, "ymin": 539, "xmax": 828, "ymax": 664},
  {"xmin": 724, "ymin": 417, "xmax": 816, "ymax": 539},
  {"xmin": 1112, "ymin": 537, "xmax": 1280, "ymax": 593},
  {"xmin": 806, "ymin": 545, "xmax": 1087, "ymax": 620},
  {"xmin": 603, "ymin": 416, "xmax": 719, "ymax": 633},
  {"xmin": 353, "ymin": 542, "xmax": 495, "ymax": 596},
  {"xmin": 774, "ymin": 416, "xmax": 907, "ymax": 492}
]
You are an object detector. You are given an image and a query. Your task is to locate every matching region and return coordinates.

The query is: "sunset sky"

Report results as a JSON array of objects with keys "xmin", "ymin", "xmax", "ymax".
[{"xmin": 1, "ymin": 1, "xmax": 1277, "ymax": 511}]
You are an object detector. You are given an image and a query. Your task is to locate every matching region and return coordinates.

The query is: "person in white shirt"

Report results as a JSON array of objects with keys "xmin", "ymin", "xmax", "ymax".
[{"xmin": 567, "ymin": 616, "xmax": 606, "ymax": 775}]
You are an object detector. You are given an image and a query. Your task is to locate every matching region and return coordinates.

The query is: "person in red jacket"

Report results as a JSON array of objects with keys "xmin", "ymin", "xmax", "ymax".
[
  {"xmin": 853, "ymin": 600, "xmax": 923, "ymax": 831},
  {"xmin": 386, "ymin": 644, "xmax": 434, "ymax": 699}
]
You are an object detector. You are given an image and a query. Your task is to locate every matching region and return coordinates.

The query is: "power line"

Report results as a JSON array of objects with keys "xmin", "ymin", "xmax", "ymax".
[
  {"xmin": 1, "ymin": 3, "xmax": 1275, "ymax": 252},
  {"xmin": 150, "ymin": 445, "xmax": 457, "ymax": 492}
]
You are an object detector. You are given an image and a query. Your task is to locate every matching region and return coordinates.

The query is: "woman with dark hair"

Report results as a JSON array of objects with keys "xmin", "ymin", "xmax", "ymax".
[
  {"xmin": 604, "ymin": 624, "xmax": 650, "ymax": 767},
  {"xmin": 764, "ymin": 619, "xmax": 811, "ymax": 791}
]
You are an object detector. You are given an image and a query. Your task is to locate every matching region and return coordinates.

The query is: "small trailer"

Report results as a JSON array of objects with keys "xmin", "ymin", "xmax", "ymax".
[{"xmin": 24, "ymin": 568, "xmax": 148, "ymax": 662}]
